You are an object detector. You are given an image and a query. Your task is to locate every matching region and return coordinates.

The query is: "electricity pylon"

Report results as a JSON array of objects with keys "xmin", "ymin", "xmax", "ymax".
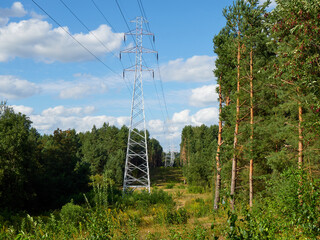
[
  {"xmin": 165, "ymin": 151, "xmax": 170, "ymax": 167},
  {"xmin": 169, "ymin": 145, "xmax": 175, "ymax": 167},
  {"xmin": 165, "ymin": 144, "xmax": 175, "ymax": 167},
  {"xmin": 121, "ymin": 16, "xmax": 157, "ymax": 193}
]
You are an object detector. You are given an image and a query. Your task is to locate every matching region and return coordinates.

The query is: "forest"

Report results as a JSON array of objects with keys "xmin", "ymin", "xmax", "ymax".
[{"xmin": 1, "ymin": 0, "xmax": 320, "ymax": 239}]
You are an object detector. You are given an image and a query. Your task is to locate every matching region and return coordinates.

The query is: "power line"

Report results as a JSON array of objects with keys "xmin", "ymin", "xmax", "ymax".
[
  {"xmin": 115, "ymin": 0, "xmax": 166, "ymax": 122},
  {"xmin": 136, "ymin": 0, "xmax": 170, "ymax": 119},
  {"xmin": 136, "ymin": 0, "xmax": 155, "ymax": 50},
  {"xmin": 115, "ymin": 0, "xmax": 134, "ymax": 41},
  {"xmin": 114, "ymin": 0, "xmax": 150, "ymax": 67},
  {"xmin": 134, "ymin": 0, "xmax": 168, "ymax": 120},
  {"xmin": 91, "ymin": 0, "xmax": 134, "ymax": 66},
  {"xmin": 31, "ymin": 0, "xmax": 132, "ymax": 93},
  {"xmin": 59, "ymin": 0, "xmax": 120, "ymax": 60},
  {"xmin": 58, "ymin": 0, "xmax": 133, "ymax": 90},
  {"xmin": 135, "ymin": 0, "xmax": 172, "ymax": 154},
  {"xmin": 90, "ymin": 0, "xmax": 117, "ymax": 31}
]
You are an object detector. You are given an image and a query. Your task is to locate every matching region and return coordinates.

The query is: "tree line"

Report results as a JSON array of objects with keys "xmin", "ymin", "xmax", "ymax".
[
  {"xmin": 180, "ymin": 0, "xmax": 320, "ymax": 216},
  {"xmin": 0, "ymin": 103, "xmax": 163, "ymax": 213}
]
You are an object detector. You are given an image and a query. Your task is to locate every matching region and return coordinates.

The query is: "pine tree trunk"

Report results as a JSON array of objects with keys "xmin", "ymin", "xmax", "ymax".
[
  {"xmin": 214, "ymin": 78, "xmax": 223, "ymax": 210},
  {"xmin": 298, "ymin": 103, "xmax": 303, "ymax": 168},
  {"xmin": 180, "ymin": 140, "xmax": 187, "ymax": 166},
  {"xmin": 226, "ymin": 96, "xmax": 230, "ymax": 106},
  {"xmin": 298, "ymin": 101, "xmax": 303, "ymax": 204},
  {"xmin": 249, "ymin": 48, "xmax": 254, "ymax": 208},
  {"xmin": 230, "ymin": 32, "xmax": 241, "ymax": 211}
]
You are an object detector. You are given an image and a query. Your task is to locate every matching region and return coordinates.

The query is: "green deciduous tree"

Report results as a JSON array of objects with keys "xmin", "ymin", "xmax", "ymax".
[{"xmin": 0, "ymin": 103, "xmax": 40, "ymax": 210}]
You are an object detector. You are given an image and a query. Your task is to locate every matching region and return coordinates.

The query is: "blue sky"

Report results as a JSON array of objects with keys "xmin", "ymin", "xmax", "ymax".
[{"xmin": 0, "ymin": 0, "xmax": 274, "ymax": 151}]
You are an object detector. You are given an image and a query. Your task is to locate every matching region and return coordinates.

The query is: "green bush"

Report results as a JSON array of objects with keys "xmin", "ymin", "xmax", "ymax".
[
  {"xmin": 155, "ymin": 206, "xmax": 188, "ymax": 225},
  {"xmin": 166, "ymin": 207, "xmax": 188, "ymax": 224},
  {"xmin": 60, "ymin": 201, "xmax": 85, "ymax": 225},
  {"xmin": 267, "ymin": 168, "xmax": 320, "ymax": 238},
  {"xmin": 121, "ymin": 189, "xmax": 174, "ymax": 209},
  {"xmin": 185, "ymin": 198, "xmax": 211, "ymax": 218}
]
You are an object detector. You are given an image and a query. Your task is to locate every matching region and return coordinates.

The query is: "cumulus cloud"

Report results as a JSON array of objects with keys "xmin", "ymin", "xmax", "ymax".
[
  {"xmin": 191, "ymin": 107, "xmax": 219, "ymax": 125},
  {"xmin": 0, "ymin": 75, "xmax": 40, "ymax": 99},
  {"xmin": 172, "ymin": 109, "xmax": 191, "ymax": 123},
  {"xmin": 168, "ymin": 107, "xmax": 219, "ymax": 140},
  {"xmin": 189, "ymin": 84, "xmax": 219, "ymax": 107},
  {"xmin": 0, "ymin": 2, "xmax": 27, "ymax": 26},
  {"xmin": 172, "ymin": 108, "xmax": 218, "ymax": 126},
  {"xmin": 41, "ymin": 106, "xmax": 95, "ymax": 117},
  {"xmin": 148, "ymin": 119, "xmax": 165, "ymax": 134},
  {"xmin": 11, "ymin": 105, "xmax": 34, "ymax": 115},
  {"xmin": 160, "ymin": 55, "xmax": 215, "ymax": 82},
  {"xmin": 11, "ymin": 103, "xmax": 218, "ymax": 153},
  {"xmin": 152, "ymin": 107, "xmax": 219, "ymax": 150},
  {"xmin": 0, "ymin": 18, "xmax": 123, "ymax": 62},
  {"xmin": 30, "ymin": 105, "xmax": 129, "ymax": 133}
]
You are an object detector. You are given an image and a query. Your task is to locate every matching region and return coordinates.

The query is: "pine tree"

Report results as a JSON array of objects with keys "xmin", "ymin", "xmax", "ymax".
[
  {"xmin": 217, "ymin": 0, "xmax": 272, "ymax": 210},
  {"xmin": 242, "ymin": 0, "xmax": 271, "ymax": 208},
  {"xmin": 271, "ymin": 0, "xmax": 320, "ymax": 171},
  {"xmin": 213, "ymin": 25, "xmax": 236, "ymax": 209},
  {"xmin": 223, "ymin": 0, "xmax": 250, "ymax": 211}
]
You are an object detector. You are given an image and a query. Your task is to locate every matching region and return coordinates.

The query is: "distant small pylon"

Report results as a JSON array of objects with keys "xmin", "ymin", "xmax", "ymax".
[
  {"xmin": 170, "ymin": 146, "xmax": 175, "ymax": 167},
  {"xmin": 164, "ymin": 145, "xmax": 175, "ymax": 167}
]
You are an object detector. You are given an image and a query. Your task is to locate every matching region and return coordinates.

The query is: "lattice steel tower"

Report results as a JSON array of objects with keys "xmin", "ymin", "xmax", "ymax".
[
  {"xmin": 165, "ymin": 144, "xmax": 175, "ymax": 167},
  {"xmin": 169, "ymin": 145, "xmax": 175, "ymax": 167},
  {"xmin": 121, "ymin": 16, "xmax": 157, "ymax": 192}
]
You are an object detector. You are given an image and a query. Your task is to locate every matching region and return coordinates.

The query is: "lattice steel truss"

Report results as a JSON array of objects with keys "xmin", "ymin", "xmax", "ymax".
[
  {"xmin": 165, "ymin": 145, "xmax": 175, "ymax": 167},
  {"xmin": 121, "ymin": 17, "xmax": 157, "ymax": 193},
  {"xmin": 169, "ymin": 146, "xmax": 175, "ymax": 167}
]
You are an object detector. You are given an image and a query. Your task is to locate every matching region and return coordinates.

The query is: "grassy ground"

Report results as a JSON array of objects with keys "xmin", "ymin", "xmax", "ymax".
[
  {"xmin": 0, "ymin": 167, "xmax": 225, "ymax": 239},
  {"xmin": 150, "ymin": 167, "xmax": 185, "ymax": 187},
  {"xmin": 136, "ymin": 167, "xmax": 224, "ymax": 239}
]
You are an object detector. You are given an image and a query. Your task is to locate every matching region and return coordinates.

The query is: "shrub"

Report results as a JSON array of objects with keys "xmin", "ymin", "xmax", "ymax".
[
  {"xmin": 166, "ymin": 207, "xmax": 188, "ymax": 224},
  {"xmin": 120, "ymin": 189, "xmax": 174, "ymax": 209},
  {"xmin": 60, "ymin": 201, "xmax": 84, "ymax": 225},
  {"xmin": 185, "ymin": 198, "xmax": 211, "ymax": 218},
  {"xmin": 155, "ymin": 206, "xmax": 188, "ymax": 225}
]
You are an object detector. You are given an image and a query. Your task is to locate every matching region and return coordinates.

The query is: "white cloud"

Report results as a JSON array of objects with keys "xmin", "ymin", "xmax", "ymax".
[
  {"xmin": 168, "ymin": 107, "xmax": 218, "ymax": 137},
  {"xmin": 189, "ymin": 84, "xmax": 219, "ymax": 107},
  {"xmin": 148, "ymin": 119, "xmax": 165, "ymax": 133},
  {"xmin": 0, "ymin": 75, "xmax": 40, "ymax": 99},
  {"xmin": 0, "ymin": 2, "xmax": 27, "ymax": 26},
  {"xmin": 191, "ymin": 107, "xmax": 219, "ymax": 125},
  {"xmin": 171, "ymin": 108, "xmax": 218, "ymax": 126},
  {"xmin": 11, "ymin": 103, "xmax": 218, "ymax": 153},
  {"xmin": 0, "ymin": 18, "xmax": 123, "ymax": 62},
  {"xmin": 29, "ymin": 11, "xmax": 46, "ymax": 20},
  {"xmin": 160, "ymin": 55, "xmax": 215, "ymax": 82},
  {"xmin": 41, "ymin": 106, "xmax": 95, "ymax": 117},
  {"xmin": 11, "ymin": 105, "xmax": 34, "ymax": 115},
  {"xmin": 30, "ymin": 106, "xmax": 130, "ymax": 133},
  {"xmin": 172, "ymin": 109, "xmax": 191, "ymax": 123},
  {"xmin": 152, "ymin": 107, "xmax": 219, "ymax": 151}
]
